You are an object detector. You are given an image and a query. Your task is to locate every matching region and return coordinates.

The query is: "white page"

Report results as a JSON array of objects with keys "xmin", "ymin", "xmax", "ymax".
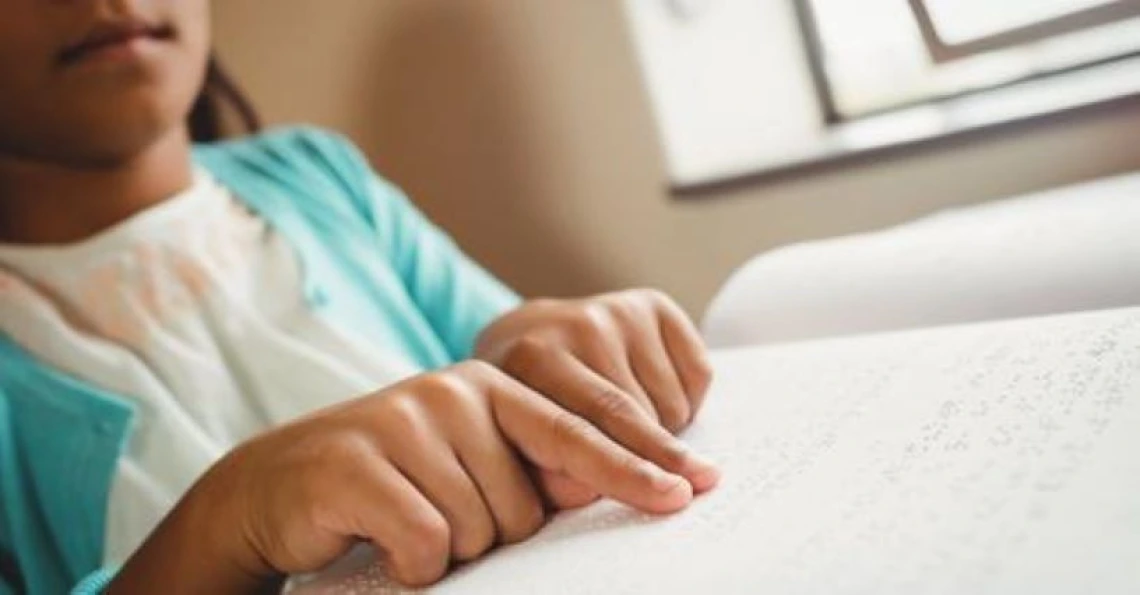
[
  {"xmin": 291, "ymin": 307, "xmax": 1140, "ymax": 594},
  {"xmin": 702, "ymin": 172, "xmax": 1140, "ymax": 348}
]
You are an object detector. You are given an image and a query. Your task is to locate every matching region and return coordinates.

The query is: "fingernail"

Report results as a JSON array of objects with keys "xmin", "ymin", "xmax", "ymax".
[
  {"xmin": 647, "ymin": 465, "xmax": 687, "ymax": 493},
  {"xmin": 687, "ymin": 451, "xmax": 718, "ymax": 473},
  {"xmin": 671, "ymin": 441, "xmax": 713, "ymax": 471},
  {"xmin": 681, "ymin": 451, "xmax": 721, "ymax": 492}
]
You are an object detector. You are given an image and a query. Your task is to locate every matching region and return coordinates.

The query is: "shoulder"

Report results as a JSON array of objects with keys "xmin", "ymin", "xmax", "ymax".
[
  {"xmin": 192, "ymin": 126, "xmax": 400, "ymax": 228},
  {"xmin": 193, "ymin": 125, "xmax": 372, "ymax": 184}
]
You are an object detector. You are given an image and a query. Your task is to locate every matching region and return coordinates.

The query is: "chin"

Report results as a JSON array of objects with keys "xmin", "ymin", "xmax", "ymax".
[{"xmin": 42, "ymin": 96, "xmax": 190, "ymax": 168}]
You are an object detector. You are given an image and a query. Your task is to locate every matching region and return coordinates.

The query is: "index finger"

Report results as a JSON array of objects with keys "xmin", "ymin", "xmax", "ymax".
[
  {"xmin": 524, "ymin": 351, "xmax": 719, "ymax": 493},
  {"xmin": 487, "ymin": 374, "xmax": 694, "ymax": 515}
]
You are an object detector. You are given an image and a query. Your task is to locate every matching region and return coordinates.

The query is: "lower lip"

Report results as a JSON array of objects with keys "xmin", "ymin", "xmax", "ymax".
[{"xmin": 70, "ymin": 36, "xmax": 164, "ymax": 66}]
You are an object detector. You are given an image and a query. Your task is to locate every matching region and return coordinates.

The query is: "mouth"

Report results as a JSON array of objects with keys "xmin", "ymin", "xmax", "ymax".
[{"xmin": 58, "ymin": 20, "xmax": 176, "ymax": 67}]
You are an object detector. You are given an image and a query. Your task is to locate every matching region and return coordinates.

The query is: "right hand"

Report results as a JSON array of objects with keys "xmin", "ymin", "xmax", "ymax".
[{"xmin": 110, "ymin": 360, "xmax": 716, "ymax": 592}]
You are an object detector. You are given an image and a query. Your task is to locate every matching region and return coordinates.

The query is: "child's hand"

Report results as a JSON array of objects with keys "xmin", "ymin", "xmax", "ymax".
[
  {"xmin": 474, "ymin": 290, "xmax": 719, "ymax": 508},
  {"xmin": 109, "ymin": 361, "xmax": 696, "ymax": 592}
]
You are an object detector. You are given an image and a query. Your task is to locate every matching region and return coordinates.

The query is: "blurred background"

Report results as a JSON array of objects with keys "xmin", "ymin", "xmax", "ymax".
[{"xmin": 211, "ymin": 0, "xmax": 1140, "ymax": 315}]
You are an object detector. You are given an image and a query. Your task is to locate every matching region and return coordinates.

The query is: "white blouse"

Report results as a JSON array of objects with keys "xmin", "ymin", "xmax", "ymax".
[{"xmin": 0, "ymin": 171, "xmax": 421, "ymax": 564}]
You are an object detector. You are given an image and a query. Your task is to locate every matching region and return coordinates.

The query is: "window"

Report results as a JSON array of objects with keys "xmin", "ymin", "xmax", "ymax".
[{"xmin": 798, "ymin": 0, "xmax": 1140, "ymax": 120}]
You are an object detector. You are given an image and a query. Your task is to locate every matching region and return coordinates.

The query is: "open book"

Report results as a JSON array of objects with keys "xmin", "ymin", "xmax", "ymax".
[
  {"xmin": 289, "ymin": 306, "xmax": 1140, "ymax": 594},
  {"xmin": 702, "ymin": 171, "xmax": 1140, "ymax": 348},
  {"xmin": 291, "ymin": 175, "xmax": 1140, "ymax": 593}
]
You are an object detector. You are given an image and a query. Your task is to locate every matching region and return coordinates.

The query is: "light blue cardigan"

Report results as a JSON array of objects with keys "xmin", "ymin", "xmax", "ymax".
[{"xmin": 0, "ymin": 127, "xmax": 520, "ymax": 594}]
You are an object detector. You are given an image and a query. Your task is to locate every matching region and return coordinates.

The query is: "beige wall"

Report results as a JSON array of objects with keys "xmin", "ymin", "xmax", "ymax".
[{"xmin": 212, "ymin": 1, "xmax": 1140, "ymax": 316}]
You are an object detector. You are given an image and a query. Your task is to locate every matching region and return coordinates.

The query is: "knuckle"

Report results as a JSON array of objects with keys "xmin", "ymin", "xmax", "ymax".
[
  {"xmin": 689, "ymin": 359, "xmax": 714, "ymax": 397},
  {"xmin": 298, "ymin": 491, "xmax": 339, "ymax": 534},
  {"xmin": 550, "ymin": 410, "xmax": 595, "ymax": 448},
  {"xmin": 302, "ymin": 432, "xmax": 374, "ymax": 472},
  {"xmin": 500, "ymin": 500, "xmax": 546, "ymax": 544},
  {"xmin": 658, "ymin": 400, "xmax": 692, "ymax": 433},
  {"xmin": 658, "ymin": 439, "xmax": 692, "ymax": 471},
  {"xmin": 629, "ymin": 287, "xmax": 669, "ymax": 308},
  {"xmin": 502, "ymin": 335, "xmax": 554, "ymax": 375},
  {"xmin": 380, "ymin": 396, "xmax": 425, "ymax": 429},
  {"xmin": 609, "ymin": 295, "xmax": 648, "ymax": 326},
  {"xmin": 692, "ymin": 357, "xmax": 714, "ymax": 385},
  {"xmin": 404, "ymin": 511, "xmax": 452, "ymax": 562},
  {"xmin": 600, "ymin": 291, "xmax": 659, "ymax": 332},
  {"xmin": 646, "ymin": 288, "xmax": 673, "ymax": 307},
  {"xmin": 569, "ymin": 309, "xmax": 619, "ymax": 357},
  {"xmin": 569, "ymin": 306, "xmax": 607, "ymax": 339},
  {"xmin": 529, "ymin": 297, "xmax": 560, "ymax": 311},
  {"xmin": 617, "ymin": 453, "xmax": 657, "ymax": 486},
  {"xmin": 583, "ymin": 299, "xmax": 615, "ymax": 321},
  {"xmin": 416, "ymin": 370, "xmax": 481, "ymax": 411},
  {"xmin": 456, "ymin": 358, "xmax": 497, "ymax": 379},
  {"xmin": 452, "ymin": 523, "xmax": 496, "ymax": 562},
  {"xmin": 417, "ymin": 370, "xmax": 466, "ymax": 397},
  {"xmin": 590, "ymin": 386, "xmax": 638, "ymax": 422}
]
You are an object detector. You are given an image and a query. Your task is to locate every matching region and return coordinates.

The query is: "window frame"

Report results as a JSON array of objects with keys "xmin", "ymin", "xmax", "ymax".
[
  {"xmin": 795, "ymin": 0, "xmax": 1140, "ymax": 122},
  {"xmin": 907, "ymin": 0, "xmax": 1140, "ymax": 62}
]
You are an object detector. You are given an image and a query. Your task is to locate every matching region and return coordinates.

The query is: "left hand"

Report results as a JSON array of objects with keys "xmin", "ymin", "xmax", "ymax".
[{"xmin": 475, "ymin": 289, "xmax": 718, "ymax": 509}]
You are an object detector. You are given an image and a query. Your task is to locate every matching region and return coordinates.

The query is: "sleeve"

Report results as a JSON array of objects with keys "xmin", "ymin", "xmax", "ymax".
[
  {"xmin": 294, "ymin": 127, "xmax": 522, "ymax": 360},
  {"xmin": 367, "ymin": 175, "xmax": 522, "ymax": 360},
  {"xmin": 69, "ymin": 568, "xmax": 116, "ymax": 595}
]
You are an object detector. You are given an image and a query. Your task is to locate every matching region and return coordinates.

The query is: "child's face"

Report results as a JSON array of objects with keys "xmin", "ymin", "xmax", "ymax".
[{"xmin": 0, "ymin": 0, "xmax": 210, "ymax": 167}]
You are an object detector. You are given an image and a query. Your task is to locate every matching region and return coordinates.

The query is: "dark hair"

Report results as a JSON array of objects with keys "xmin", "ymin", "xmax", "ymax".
[{"xmin": 187, "ymin": 54, "xmax": 261, "ymax": 143}]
